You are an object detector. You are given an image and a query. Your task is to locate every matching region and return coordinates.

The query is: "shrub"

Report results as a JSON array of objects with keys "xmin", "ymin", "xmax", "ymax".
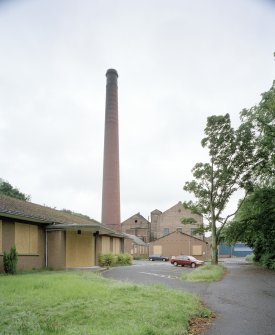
[
  {"xmin": 98, "ymin": 253, "xmax": 116, "ymax": 267},
  {"xmin": 3, "ymin": 245, "xmax": 18, "ymax": 274},
  {"xmin": 260, "ymin": 253, "xmax": 275, "ymax": 270},
  {"xmin": 116, "ymin": 253, "xmax": 133, "ymax": 265},
  {"xmin": 245, "ymin": 253, "xmax": 254, "ymax": 262},
  {"xmin": 98, "ymin": 253, "xmax": 133, "ymax": 267}
]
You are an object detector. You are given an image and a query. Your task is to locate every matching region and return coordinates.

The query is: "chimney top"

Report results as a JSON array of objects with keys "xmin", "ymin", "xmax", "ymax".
[{"xmin": 106, "ymin": 69, "xmax": 118, "ymax": 77}]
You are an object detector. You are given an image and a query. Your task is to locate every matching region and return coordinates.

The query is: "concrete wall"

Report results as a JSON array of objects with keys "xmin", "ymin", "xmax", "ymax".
[
  {"xmin": 149, "ymin": 231, "xmax": 209, "ymax": 260},
  {"xmin": 47, "ymin": 230, "xmax": 66, "ymax": 269}
]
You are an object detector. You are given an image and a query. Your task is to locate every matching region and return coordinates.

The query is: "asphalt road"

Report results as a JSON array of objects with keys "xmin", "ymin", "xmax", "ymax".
[{"xmin": 102, "ymin": 260, "xmax": 275, "ymax": 335}]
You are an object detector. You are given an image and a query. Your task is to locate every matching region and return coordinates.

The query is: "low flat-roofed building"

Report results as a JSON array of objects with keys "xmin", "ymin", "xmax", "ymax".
[{"xmin": 0, "ymin": 194, "xmax": 124, "ymax": 272}]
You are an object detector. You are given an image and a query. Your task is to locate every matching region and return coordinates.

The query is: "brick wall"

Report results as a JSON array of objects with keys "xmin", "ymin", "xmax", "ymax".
[
  {"xmin": 149, "ymin": 231, "xmax": 209, "ymax": 260},
  {"xmin": 151, "ymin": 202, "xmax": 203, "ymax": 240},
  {"xmin": 121, "ymin": 213, "xmax": 150, "ymax": 243}
]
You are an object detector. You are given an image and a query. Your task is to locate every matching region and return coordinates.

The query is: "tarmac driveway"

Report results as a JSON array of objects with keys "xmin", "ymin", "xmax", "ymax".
[{"xmin": 102, "ymin": 260, "xmax": 275, "ymax": 335}]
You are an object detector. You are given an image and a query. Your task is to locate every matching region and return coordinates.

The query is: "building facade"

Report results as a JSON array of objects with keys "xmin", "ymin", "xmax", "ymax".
[
  {"xmin": 150, "ymin": 202, "xmax": 203, "ymax": 240},
  {"xmin": 124, "ymin": 234, "xmax": 149, "ymax": 259},
  {"xmin": 121, "ymin": 213, "xmax": 150, "ymax": 243},
  {"xmin": 122, "ymin": 202, "xmax": 204, "ymax": 244},
  {"xmin": 0, "ymin": 194, "xmax": 124, "ymax": 272},
  {"xmin": 149, "ymin": 231, "xmax": 210, "ymax": 260},
  {"xmin": 219, "ymin": 243, "xmax": 253, "ymax": 258}
]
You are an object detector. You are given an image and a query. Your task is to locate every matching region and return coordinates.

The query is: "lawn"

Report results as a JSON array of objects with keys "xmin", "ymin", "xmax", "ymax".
[
  {"xmin": 0, "ymin": 271, "xmax": 211, "ymax": 335},
  {"xmin": 181, "ymin": 264, "xmax": 225, "ymax": 282}
]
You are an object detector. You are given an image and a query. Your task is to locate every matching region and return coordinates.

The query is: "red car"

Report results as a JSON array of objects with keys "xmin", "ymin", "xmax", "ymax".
[{"xmin": 171, "ymin": 255, "xmax": 204, "ymax": 268}]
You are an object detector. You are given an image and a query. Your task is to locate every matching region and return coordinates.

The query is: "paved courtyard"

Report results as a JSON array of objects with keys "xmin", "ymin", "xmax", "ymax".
[{"xmin": 102, "ymin": 260, "xmax": 275, "ymax": 335}]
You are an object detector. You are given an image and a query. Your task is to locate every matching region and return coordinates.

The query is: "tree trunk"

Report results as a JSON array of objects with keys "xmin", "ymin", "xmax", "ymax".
[
  {"xmin": 211, "ymin": 238, "xmax": 218, "ymax": 265},
  {"xmin": 211, "ymin": 221, "xmax": 218, "ymax": 265}
]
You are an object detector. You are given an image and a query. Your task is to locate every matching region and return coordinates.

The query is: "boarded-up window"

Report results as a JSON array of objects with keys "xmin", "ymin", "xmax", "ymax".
[
  {"xmin": 101, "ymin": 236, "xmax": 111, "ymax": 254},
  {"xmin": 66, "ymin": 231, "xmax": 95, "ymax": 268},
  {"xmin": 113, "ymin": 238, "xmax": 120, "ymax": 254},
  {"xmin": 153, "ymin": 245, "xmax": 162, "ymax": 255},
  {"xmin": 0, "ymin": 220, "xmax": 2, "ymax": 252},
  {"xmin": 15, "ymin": 223, "xmax": 38, "ymax": 254},
  {"xmin": 192, "ymin": 245, "xmax": 202, "ymax": 256}
]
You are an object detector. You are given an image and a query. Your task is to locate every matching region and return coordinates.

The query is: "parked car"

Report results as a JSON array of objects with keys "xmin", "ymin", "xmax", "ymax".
[
  {"xmin": 148, "ymin": 254, "xmax": 169, "ymax": 262},
  {"xmin": 170, "ymin": 255, "xmax": 204, "ymax": 268}
]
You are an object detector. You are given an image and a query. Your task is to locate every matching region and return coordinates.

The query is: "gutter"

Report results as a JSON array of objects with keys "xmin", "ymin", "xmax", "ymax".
[{"xmin": 0, "ymin": 211, "xmax": 51, "ymax": 224}]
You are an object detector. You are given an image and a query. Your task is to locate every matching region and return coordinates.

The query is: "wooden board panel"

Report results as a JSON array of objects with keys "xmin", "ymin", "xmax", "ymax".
[
  {"xmin": 153, "ymin": 245, "xmax": 162, "ymax": 255},
  {"xmin": 15, "ymin": 223, "xmax": 30, "ymax": 253},
  {"xmin": 101, "ymin": 236, "xmax": 110, "ymax": 254},
  {"xmin": 113, "ymin": 238, "xmax": 121, "ymax": 254},
  {"xmin": 192, "ymin": 245, "xmax": 202, "ymax": 256},
  {"xmin": 66, "ymin": 231, "xmax": 95, "ymax": 267},
  {"xmin": 0, "ymin": 220, "xmax": 2, "ymax": 252}
]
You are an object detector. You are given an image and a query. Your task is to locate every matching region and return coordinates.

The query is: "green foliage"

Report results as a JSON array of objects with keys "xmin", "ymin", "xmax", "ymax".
[
  {"xmin": 3, "ymin": 245, "xmax": 18, "ymax": 274},
  {"xmin": 0, "ymin": 178, "xmax": 30, "ymax": 201},
  {"xmin": 98, "ymin": 253, "xmax": 116, "ymax": 267},
  {"xmin": 0, "ymin": 271, "xmax": 211, "ymax": 334},
  {"xmin": 99, "ymin": 253, "xmax": 133, "ymax": 267},
  {"xmin": 183, "ymin": 113, "xmax": 255, "ymax": 264},
  {"xmin": 245, "ymin": 253, "xmax": 254, "ymax": 262},
  {"xmin": 116, "ymin": 253, "xmax": 133, "ymax": 265},
  {"xmin": 240, "ymin": 81, "xmax": 275, "ymax": 186},
  {"xmin": 181, "ymin": 264, "xmax": 225, "ymax": 282},
  {"xmin": 225, "ymin": 187, "xmax": 275, "ymax": 269},
  {"xmin": 225, "ymin": 82, "xmax": 275, "ymax": 268},
  {"xmin": 260, "ymin": 253, "xmax": 275, "ymax": 270}
]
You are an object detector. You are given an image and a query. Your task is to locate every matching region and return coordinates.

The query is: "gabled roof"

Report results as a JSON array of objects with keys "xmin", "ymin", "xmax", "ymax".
[
  {"xmin": 161, "ymin": 201, "xmax": 183, "ymax": 215},
  {"xmin": 124, "ymin": 233, "xmax": 146, "ymax": 245},
  {"xmin": 121, "ymin": 212, "xmax": 149, "ymax": 224},
  {"xmin": 150, "ymin": 230, "xmax": 207, "ymax": 244}
]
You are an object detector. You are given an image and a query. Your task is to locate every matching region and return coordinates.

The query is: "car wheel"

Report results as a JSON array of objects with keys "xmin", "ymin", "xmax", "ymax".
[
  {"xmin": 149, "ymin": 258, "xmax": 153, "ymax": 261},
  {"xmin": 162, "ymin": 258, "xmax": 166, "ymax": 262},
  {"xmin": 191, "ymin": 263, "xmax": 196, "ymax": 268},
  {"xmin": 174, "ymin": 262, "xmax": 178, "ymax": 266}
]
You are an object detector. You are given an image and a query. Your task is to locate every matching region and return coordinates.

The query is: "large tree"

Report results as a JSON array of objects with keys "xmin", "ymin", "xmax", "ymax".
[
  {"xmin": 224, "ymin": 82, "xmax": 275, "ymax": 268},
  {"xmin": 0, "ymin": 179, "xmax": 30, "ymax": 201},
  {"xmin": 182, "ymin": 114, "xmax": 254, "ymax": 264},
  {"xmin": 240, "ymin": 81, "xmax": 275, "ymax": 185},
  {"xmin": 225, "ymin": 187, "xmax": 275, "ymax": 268}
]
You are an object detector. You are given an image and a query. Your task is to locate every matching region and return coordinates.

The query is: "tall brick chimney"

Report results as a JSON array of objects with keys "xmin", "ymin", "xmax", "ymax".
[{"xmin": 101, "ymin": 69, "xmax": 121, "ymax": 231}]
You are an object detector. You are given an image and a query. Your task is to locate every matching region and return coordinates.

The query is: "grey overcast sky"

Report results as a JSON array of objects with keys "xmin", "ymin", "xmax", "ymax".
[{"xmin": 0, "ymin": 0, "xmax": 274, "ymax": 222}]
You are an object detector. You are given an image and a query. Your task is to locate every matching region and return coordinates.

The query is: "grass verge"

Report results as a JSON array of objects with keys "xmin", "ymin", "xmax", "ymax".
[
  {"xmin": 181, "ymin": 264, "xmax": 226, "ymax": 282},
  {"xmin": 0, "ymin": 271, "xmax": 211, "ymax": 335}
]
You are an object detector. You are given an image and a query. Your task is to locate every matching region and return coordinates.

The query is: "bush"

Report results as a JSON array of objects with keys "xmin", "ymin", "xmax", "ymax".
[
  {"xmin": 98, "ymin": 253, "xmax": 133, "ymax": 267},
  {"xmin": 245, "ymin": 253, "xmax": 254, "ymax": 262},
  {"xmin": 98, "ymin": 253, "xmax": 116, "ymax": 267},
  {"xmin": 116, "ymin": 253, "xmax": 132, "ymax": 265},
  {"xmin": 260, "ymin": 253, "xmax": 275, "ymax": 270},
  {"xmin": 3, "ymin": 245, "xmax": 18, "ymax": 274}
]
